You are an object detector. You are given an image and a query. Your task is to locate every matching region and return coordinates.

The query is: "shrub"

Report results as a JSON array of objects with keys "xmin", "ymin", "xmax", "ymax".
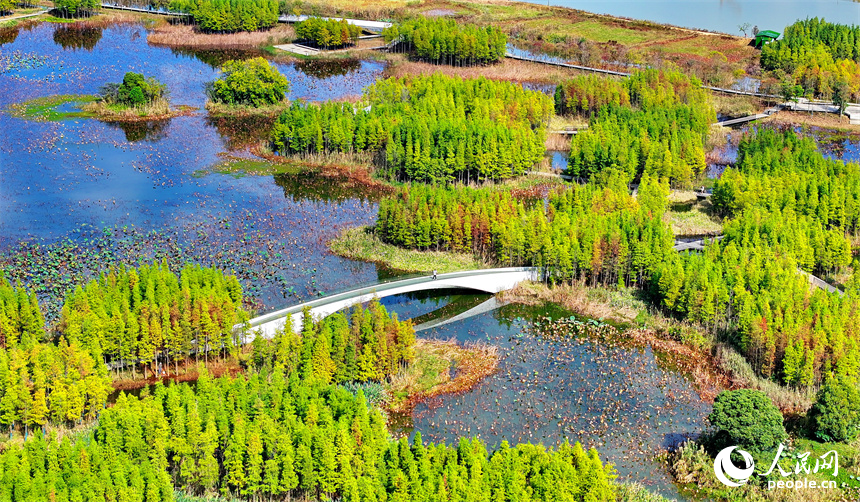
[
  {"xmin": 207, "ymin": 57, "xmax": 290, "ymax": 107},
  {"xmin": 708, "ymin": 389, "xmax": 787, "ymax": 452},
  {"xmin": 99, "ymin": 72, "xmax": 167, "ymax": 107},
  {"xmin": 811, "ymin": 376, "xmax": 860, "ymax": 442}
]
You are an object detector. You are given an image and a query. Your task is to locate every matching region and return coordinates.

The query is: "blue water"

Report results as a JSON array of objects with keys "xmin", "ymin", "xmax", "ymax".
[{"xmin": 529, "ymin": 0, "xmax": 860, "ymax": 35}]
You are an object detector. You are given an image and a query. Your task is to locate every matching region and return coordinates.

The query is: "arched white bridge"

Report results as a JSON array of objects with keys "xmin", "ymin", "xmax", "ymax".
[{"xmin": 244, "ymin": 267, "xmax": 540, "ymax": 338}]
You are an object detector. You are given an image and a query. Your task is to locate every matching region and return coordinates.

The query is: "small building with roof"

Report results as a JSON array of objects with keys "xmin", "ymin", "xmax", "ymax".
[{"xmin": 754, "ymin": 30, "xmax": 780, "ymax": 48}]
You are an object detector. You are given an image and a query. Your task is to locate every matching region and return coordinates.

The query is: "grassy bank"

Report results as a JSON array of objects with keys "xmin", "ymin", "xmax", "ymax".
[
  {"xmin": 329, "ymin": 226, "xmax": 488, "ymax": 273},
  {"xmin": 387, "ymin": 338, "xmax": 499, "ymax": 412},
  {"xmin": 664, "ymin": 439, "xmax": 858, "ymax": 502},
  {"xmin": 205, "ymin": 100, "xmax": 292, "ymax": 117}
]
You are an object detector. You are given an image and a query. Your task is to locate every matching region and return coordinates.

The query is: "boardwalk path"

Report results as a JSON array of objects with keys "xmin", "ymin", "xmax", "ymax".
[{"xmin": 0, "ymin": 9, "xmax": 49, "ymax": 22}]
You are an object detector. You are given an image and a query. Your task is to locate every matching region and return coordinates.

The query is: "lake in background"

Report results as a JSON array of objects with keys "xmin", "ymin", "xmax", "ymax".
[{"xmin": 530, "ymin": 0, "xmax": 860, "ymax": 35}]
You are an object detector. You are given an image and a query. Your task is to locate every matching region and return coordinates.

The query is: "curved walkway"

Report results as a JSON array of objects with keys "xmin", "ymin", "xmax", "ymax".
[{"xmin": 245, "ymin": 267, "xmax": 539, "ymax": 338}]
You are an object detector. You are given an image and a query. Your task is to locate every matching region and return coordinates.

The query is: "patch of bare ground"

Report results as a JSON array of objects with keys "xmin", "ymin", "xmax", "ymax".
[
  {"xmin": 383, "ymin": 56, "xmax": 578, "ymax": 84},
  {"xmin": 388, "ymin": 338, "xmax": 499, "ymax": 413},
  {"xmin": 763, "ymin": 110, "xmax": 860, "ymax": 133},
  {"xmin": 147, "ymin": 22, "xmax": 294, "ymax": 48}
]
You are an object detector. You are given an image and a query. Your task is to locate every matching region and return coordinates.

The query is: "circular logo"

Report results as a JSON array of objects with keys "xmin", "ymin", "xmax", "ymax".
[{"xmin": 714, "ymin": 446, "xmax": 755, "ymax": 487}]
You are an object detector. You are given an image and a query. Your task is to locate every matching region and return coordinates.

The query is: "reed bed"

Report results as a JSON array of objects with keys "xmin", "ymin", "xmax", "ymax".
[
  {"xmin": 147, "ymin": 22, "xmax": 294, "ymax": 48},
  {"xmin": 387, "ymin": 338, "xmax": 500, "ymax": 413}
]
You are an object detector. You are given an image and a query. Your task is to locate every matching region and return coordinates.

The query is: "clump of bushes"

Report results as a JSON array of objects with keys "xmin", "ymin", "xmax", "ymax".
[
  {"xmin": 708, "ymin": 389, "xmax": 787, "ymax": 452},
  {"xmin": 294, "ymin": 17, "xmax": 360, "ymax": 49},
  {"xmin": 810, "ymin": 376, "xmax": 860, "ymax": 443},
  {"xmin": 99, "ymin": 72, "xmax": 167, "ymax": 107},
  {"xmin": 206, "ymin": 57, "xmax": 290, "ymax": 108}
]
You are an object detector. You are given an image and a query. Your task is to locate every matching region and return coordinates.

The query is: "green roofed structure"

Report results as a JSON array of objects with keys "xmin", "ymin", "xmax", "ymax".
[{"xmin": 754, "ymin": 30, "xmax": 780, "ymax": 48}]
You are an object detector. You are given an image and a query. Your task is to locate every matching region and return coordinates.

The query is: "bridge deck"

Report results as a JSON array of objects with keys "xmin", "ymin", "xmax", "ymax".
[{"xmin": 244, "ymin": 267, "xmax": 539, "ymax": 337}]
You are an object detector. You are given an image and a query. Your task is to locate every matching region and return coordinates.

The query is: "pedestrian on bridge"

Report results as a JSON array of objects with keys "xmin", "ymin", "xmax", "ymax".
[{"xmin": 432, "ymin": 270, "xmax": 437, "ymax": 280}]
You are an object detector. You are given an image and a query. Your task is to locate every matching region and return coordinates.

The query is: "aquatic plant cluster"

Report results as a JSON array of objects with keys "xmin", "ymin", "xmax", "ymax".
[
  {"xmin": 0, "ymin": 51, "xmax": 51, "ymax": 76},
  {"xmin": 382, "ymin": 18, "xmax": 507, "ymax": 66},
  {"xmin": 270, "ymin": 74, "xmax": 553, "ymax": 183},
  {"xmin": 564, "ymin": 69, "xmax": 715, "ymax": 187}
]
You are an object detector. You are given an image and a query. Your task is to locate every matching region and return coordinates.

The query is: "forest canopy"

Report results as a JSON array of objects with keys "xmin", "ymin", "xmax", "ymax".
[
  {"xmin": 563, "ymin": 69, "xmax": 715, "ymax": 187},
  {"xmin": 383, "ymin": 18, "xmax": 507, "ymax": 66},
  {"xmin": 0, "ymin": 269, "xmax": 619, "ymax": 502},
  {"xmin": 761, "ymin": 18, "xmax": 860, "ymax": 102},
  {"xmin": 52, "ymin": 0, "xmax": 99, "ymax": 17},
  {"xmin": 270, "ymin": 74, "xmax": 553, "ymax": 183},
  {"xmin": 167, "ymin": 0, "xmax": 278, "ymax": 32}
]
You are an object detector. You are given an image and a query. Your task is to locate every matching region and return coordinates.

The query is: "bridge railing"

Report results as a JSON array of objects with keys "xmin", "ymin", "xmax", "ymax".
[{"xmin": 244, "ymin": 267, "xmax": 538, "ymax": 329}]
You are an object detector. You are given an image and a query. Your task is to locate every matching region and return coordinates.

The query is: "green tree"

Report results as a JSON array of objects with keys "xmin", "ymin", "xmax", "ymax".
[
  {"xmin": 708, "ymin": 389, "xmax": 787, "ymax": 451},
  {"xmin": 208, "ymin": 57, "xmax": 291, "ymax": 107},
  {"xmin": 811, "ymin": 376, "xmax": 860, "ymax": 442}
]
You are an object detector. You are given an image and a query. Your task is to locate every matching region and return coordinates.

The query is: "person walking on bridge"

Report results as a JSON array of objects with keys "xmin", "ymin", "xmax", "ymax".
[{"xmin": 432, "ymin": 270, "xmax": 437, "ymax": 280}]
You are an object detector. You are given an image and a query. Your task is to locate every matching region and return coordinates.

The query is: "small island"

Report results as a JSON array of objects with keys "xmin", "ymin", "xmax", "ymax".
[
  {"xmin": 205, "ymin": 56, "xmax": 291, "ymax": 116},
  {"xmin": 83, "ymin": 71, "xmax": 191, "ymax": 120}
]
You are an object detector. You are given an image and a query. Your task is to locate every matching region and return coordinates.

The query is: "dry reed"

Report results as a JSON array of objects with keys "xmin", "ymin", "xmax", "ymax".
[
  {"xmin": 147, "ymin": 23, "xmax": 294, "ymax": 48},
  {"xmin": 383, "ymin": 57, "xmax": 579, "ymax": 84},
  {"xmin": 388, "ymin": 338, "xmax": 499, "ymax": 413}
]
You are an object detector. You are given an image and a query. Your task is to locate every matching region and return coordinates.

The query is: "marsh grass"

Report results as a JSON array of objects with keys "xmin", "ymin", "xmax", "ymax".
[
  {"xmin": 545, "ymin": 132, "xmax": 571, "ymax": 151},
  {"xmin": 383, "ymin": 56, "xmax": 581, "ymax": 84},
  {"xmin": 205, "ymin": 100, "xmax": 291, "ymax": 117},
  {"xmin": 614, "ymin": 483, "xmax": 674, "ymax": 502},
  {"xmin": 709, "ymin": 92, "xmax": 762, "ymax": 118},
  {"xmin": 664, "ymin": 192, "xmax": 722, "ymax": 236},
  {"xmin": 81, "ymin": 97, "xmax": 188, "ymax": 120},
  {"xmin": 329, "ymin": 226, "xmax": 488, "ymax": 273},
  {"xmin": 7, "ymin": 94, "xmax": 98, "ymax": 121},
  {"xmin": 387, "ymin": 338, "xmax": 499, "ymax": 412}
]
